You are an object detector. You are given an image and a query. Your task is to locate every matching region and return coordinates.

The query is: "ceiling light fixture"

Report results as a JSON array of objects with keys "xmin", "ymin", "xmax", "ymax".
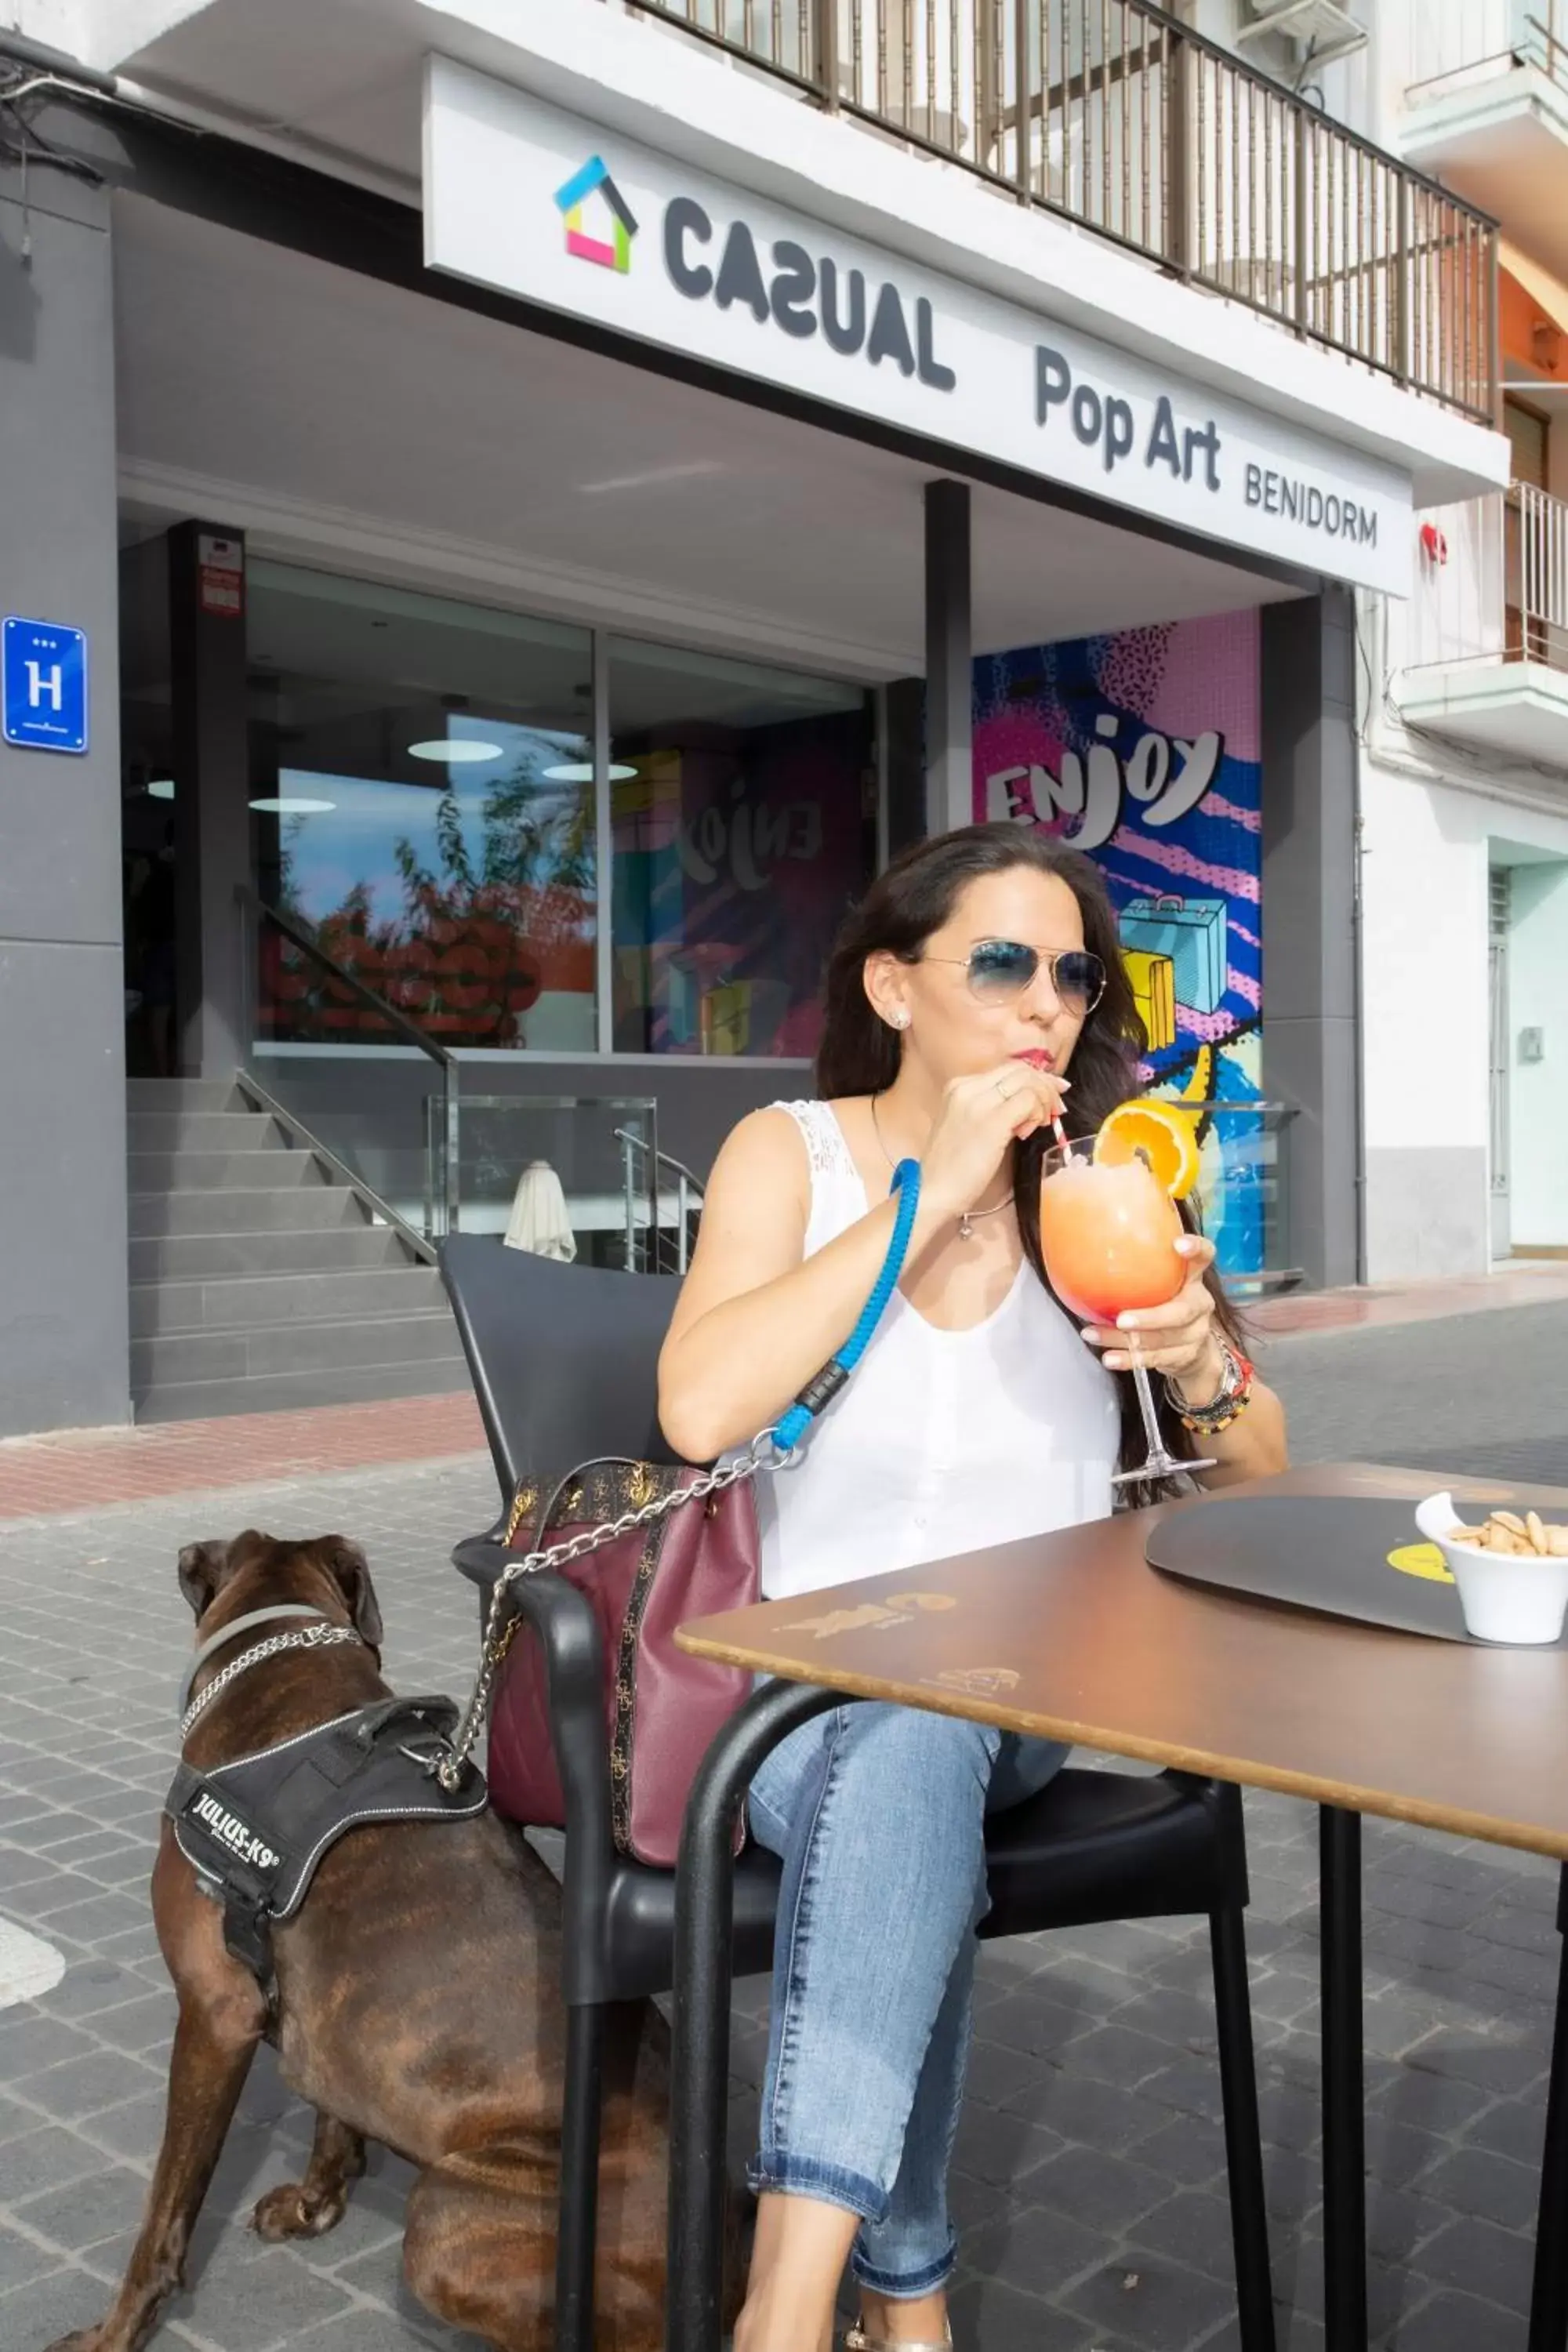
[
  {"xmin": 147, "ymin": 778, "xmax": 176, "ymax": 800},
  {"xmin": 249, "ymin": 796, "xmax": 337, "ymax": 815},
  {"xmin": 542, "ymin": 760, "xmax": 638, "ymax": 783},
  {"xmin": 408, "ymin": 739, "xmax": 504, "ymax": 764}
]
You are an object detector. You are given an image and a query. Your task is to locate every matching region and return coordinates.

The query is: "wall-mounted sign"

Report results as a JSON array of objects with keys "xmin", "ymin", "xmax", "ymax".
[
  {"xmin": 198, "ymin": 534, "xmax": 245, "ymax": 619},
  {"xmin": 423, "ymin": 58, "xmax": 1411, "ymax": 596},
  {"xmin": 2, "ymin": 617, "xmax": 88, "ymax": 754}
]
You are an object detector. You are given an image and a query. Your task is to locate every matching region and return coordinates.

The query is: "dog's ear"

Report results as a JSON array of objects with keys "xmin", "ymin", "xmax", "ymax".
[
  {"xmin": 177, "ymin": 1540, "xmax": 230, "ymax": 1620},
  {"xmin": 320, "ymin": 1537, "xmax": 383, "ymax": 1653}
]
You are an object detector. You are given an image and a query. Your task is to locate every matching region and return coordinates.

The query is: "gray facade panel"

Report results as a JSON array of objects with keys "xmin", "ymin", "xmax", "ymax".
[
  {"xmin": 1260, "ymin": 592, "xmax": 1361, "ymax": 1289},
  {"xmin": 0, "ymin": 177, "xmax": 129, "ymax": 1433},
  {"xmin": 0, "ymin": 940, "xmax": 130, "ymax": 1432}
]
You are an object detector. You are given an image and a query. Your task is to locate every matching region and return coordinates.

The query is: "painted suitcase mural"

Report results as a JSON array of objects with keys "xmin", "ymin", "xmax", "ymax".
[{"xmin": 1120, "ymin": 895, "xmax": 1229, "ymax": 1018}]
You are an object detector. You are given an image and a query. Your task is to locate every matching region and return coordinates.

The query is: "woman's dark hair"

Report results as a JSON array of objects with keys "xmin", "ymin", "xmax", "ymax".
[{"xmin": 815, "ymin": 822, "xmax": 1246, "ymax": 1488}]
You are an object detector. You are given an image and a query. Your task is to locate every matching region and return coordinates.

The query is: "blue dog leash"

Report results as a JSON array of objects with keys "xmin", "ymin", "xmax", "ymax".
[{"xmin": 770, "ymin": 1156, "xmax": 921, "ymax": 1454}]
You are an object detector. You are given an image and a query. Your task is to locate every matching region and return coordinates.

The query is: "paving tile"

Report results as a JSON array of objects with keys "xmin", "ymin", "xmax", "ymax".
[
  {"xmin": 0, "ymin": 2263, "xmax": 112, "ymax": 2342},
  {"xmin": 963, "ymin": 2201, "xmax": 1110, "ymax": 2301},
  {"xmin": 949, "ymin": 2271, "xmax": 1103, "ymax": 2351},
  {"xmin": 13, "ymin": 2048, "xmax": 164, "ymax": 2122},
  {"xmin": 1416, "ymin": 2212, "xmax": 1536, "ymax": 2316},
  {"xmin": 1385, "ymin": 2286, "xmax": 1523, "ymax": 2351},
  {"xmin": 1465, "ymin": 2094, "xmax": 1549, "ymax": 2169},
  {"xmin": 1406, "ymin": 2031, "xmax": 1548, "ymax": 2098},
  {"xmin": 0, "ymin": 2013, "xmax": 99, "ymax": 2077},
  {"xmin": 951, "ymin": 2108, "xmax": 1066, "ymax": 2191},
  {"xmin": 34, "ymin": 1959, "xmax": 148, "ymax": 2020},
  {"xmin": 1125, "ymin": 2187, "xmax": 1242, "ymax": 2282},
  {"xmin": 14, "ymin": 2161, "xmax": 154, "ymax": 2251},
  {"xmin": 0, "ymin": 2219, "xmax": 63, "ymax": 2292},
  {"xmin": 1022, "ymin": 2145, "xmax": 1171, "ymax": 2234},
  {"xmin": 0, "ymin": 2123, "xmax": 107, "ymax": 2202},
  {"xmin": 1062, "ymin": 2253, "xmax": 1236, "ymax": 2348},
  {"xmin": 1416, "ymin": 2142, "xmax": 1543, "ymax": 2234}
]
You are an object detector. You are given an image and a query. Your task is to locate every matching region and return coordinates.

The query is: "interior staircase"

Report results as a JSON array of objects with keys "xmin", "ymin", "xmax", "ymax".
[{"xmin": 128, "ymin": 1076, "xmax": 468, "ymax": 1422}]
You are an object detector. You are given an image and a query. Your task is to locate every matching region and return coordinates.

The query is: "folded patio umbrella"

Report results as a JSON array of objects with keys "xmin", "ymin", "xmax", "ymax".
[{"xmin": 503, "ymin": 1159, "xmax": 578, "ymax": 1262}]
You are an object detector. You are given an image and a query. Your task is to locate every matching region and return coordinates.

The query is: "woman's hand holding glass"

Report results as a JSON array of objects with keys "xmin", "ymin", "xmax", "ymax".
[{"xmin": 1078, "ymin": 1231, "xmax": 1224, "ymax": 1395}]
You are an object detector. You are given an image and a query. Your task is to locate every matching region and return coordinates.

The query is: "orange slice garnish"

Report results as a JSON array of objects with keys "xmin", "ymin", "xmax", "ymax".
[{"xmin": 1094, "ymin": 1098, "xmax": 1200, "ymax": 1200}]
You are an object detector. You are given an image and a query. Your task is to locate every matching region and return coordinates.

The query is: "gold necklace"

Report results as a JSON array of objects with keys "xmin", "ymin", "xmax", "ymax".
[{"xmin": 869, "ymin": 1093, "xmax": 1014, "ymax": 1242}]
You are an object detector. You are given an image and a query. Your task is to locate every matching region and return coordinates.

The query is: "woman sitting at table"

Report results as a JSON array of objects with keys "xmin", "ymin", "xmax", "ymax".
[{"xmin": 659, "ymin": 823, "xmax": 1287, "ymax": 2352}]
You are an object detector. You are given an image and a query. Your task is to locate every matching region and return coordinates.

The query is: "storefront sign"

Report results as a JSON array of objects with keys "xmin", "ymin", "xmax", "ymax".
[
  {"xmin": 2, "ymin": 617, "xmax": 88, "ymax": 754},
  {"xmin": 423, "ymin": 59, "xmax": 1411, "ymax": 595}
]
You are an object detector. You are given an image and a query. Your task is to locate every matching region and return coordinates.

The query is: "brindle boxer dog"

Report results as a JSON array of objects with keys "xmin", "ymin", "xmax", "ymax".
[{"xmin": 45, "ymin": 1530, "xmax": 674, "ymax": 2352}]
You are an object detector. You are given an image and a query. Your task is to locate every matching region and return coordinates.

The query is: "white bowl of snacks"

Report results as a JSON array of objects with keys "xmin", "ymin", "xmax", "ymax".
[{"xmin": 1414, "ymin": 1494, "xmax": 1568, "ymax": 1645}]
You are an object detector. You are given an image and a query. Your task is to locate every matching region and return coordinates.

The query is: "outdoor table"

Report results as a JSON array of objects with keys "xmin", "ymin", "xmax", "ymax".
[{"xmin": 664, "ymin": 1461, "xmax": 1568, "ymax": 2352}]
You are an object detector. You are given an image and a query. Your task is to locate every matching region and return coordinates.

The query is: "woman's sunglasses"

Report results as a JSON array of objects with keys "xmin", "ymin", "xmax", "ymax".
[{"xmin": 922, "ymin": 939, "xmax": 1108, "ymax": 1015}]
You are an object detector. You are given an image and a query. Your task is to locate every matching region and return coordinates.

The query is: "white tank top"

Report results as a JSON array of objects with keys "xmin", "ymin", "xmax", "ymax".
[{"xmin": 752, "ymin": 1101, "xmax": 1120, "ymax": 1603}]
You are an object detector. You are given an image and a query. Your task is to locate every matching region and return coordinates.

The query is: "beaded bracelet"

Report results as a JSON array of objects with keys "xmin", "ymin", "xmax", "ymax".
[{"xmin": 1166, "ymin": 1340, "xmax": 1256, "ymax": 1437}]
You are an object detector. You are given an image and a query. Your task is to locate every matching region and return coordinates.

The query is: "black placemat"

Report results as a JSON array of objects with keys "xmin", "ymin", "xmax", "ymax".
[{"xmin": 1145, "ymin": 1494, "xmax": 1568, "ymax": 1648}]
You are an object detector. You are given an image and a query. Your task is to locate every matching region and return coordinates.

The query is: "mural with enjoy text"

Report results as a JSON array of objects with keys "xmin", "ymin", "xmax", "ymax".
[{"xmin": 972, "ymin": 609, "xmax": 1265, "ymax": 1279}]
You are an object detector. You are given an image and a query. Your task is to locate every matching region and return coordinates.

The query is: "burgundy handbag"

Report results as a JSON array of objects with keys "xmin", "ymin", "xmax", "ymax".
[
  {"xmin": 485, "ymin": 1456, "xmax": 760, "ymax": 1867},
  {"xmin": 433, "ymin": 1156, "xmax": 921, "ymax": 1853}
]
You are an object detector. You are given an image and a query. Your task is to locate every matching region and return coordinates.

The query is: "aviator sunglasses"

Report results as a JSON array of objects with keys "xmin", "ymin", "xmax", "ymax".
[{"xmin": 920, "ymin": 938, "xmax": 1108, "ymax": 1015}]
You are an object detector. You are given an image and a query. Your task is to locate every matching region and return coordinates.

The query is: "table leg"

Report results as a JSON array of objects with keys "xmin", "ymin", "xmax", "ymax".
[
  {"xmin": 667, "ymin": 1679, "xmax": 842, "ymax": 2352},
  {"xmin": 1526, "ymin": 1864, "xmax": 1568, "ymax": 2352},
  {"xmin": 1319, "ymin": 1804, "xmax": 1367, "ymax": 2352}
]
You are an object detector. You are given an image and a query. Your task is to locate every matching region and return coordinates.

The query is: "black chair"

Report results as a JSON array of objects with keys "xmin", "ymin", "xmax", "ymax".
[{"xmin": 441, "ymin": 1232, "xmax": 1276, "ymax": 2352}]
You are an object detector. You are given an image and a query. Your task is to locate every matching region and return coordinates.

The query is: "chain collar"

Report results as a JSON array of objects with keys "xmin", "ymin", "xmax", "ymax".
[{"xmin": 179, "ymin": 1624, "xmax": 364, "ymax": 1747}]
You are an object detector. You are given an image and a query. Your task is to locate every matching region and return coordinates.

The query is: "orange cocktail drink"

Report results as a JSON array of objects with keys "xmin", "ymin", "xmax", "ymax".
[{"xmin": 1037, "ymin": 1153, "xmax": 1185, "ymax": 1326}]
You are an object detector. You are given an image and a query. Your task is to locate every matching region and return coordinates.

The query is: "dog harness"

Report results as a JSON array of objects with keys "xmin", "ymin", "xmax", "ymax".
[{"xmin": 166, "ymin": 1617, "xmax": 488, "ymax": 1983}]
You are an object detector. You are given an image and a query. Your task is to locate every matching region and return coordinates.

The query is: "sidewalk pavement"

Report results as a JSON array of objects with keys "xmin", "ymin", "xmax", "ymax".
[{"xmin": 2, "ymin": 1286, "xmax": 1566, "ymax": 2352}]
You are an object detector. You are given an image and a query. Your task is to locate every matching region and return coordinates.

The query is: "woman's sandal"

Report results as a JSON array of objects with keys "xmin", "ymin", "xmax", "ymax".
[{"xmin": 844, "ymin": 2325, "xmax": 953, "ymax": 2352}]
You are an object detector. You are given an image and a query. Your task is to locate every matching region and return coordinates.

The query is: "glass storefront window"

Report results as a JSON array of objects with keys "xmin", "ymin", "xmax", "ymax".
[
  {"xmin": 249, "ymin": 564, "xmax": 596, "ymax": 1050},
  {"xmin": 608, "ymin": 638, "xmax": 875, "ymax": 1058}
]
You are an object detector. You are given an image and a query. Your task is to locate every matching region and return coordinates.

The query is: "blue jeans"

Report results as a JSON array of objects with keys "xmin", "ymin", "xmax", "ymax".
[{"xmin": 746, "ymin": 1700, "xmax": 1068, "ymax": 2297}]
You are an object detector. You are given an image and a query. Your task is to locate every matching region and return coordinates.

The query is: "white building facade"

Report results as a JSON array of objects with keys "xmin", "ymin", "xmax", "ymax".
[
  {"xmin": 1343, "ymin": 0, "xmax": 1568, "ymax": 1276},
  {"xmin": 0, "ymin": 0, "xmax": 1512, "ymax": 1429}
]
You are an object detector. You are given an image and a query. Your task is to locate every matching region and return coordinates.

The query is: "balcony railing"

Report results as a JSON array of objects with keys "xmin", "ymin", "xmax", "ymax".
[
  {"xmin": 1409, "ymin": 1, "xmax": 1568, "ymax": 103},
  {"xmin": 1406, "ymin": 480, "xmax": 1568, "ymax": 673},
  {"xmin": 630, "ymin": 0, "xmax": 1497, "ymax": 420}
]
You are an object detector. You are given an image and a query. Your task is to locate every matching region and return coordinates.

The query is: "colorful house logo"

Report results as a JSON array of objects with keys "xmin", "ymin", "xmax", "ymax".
[{"xmin": 554, "ymin": 156, "xmax": 638, "ymax": 274}]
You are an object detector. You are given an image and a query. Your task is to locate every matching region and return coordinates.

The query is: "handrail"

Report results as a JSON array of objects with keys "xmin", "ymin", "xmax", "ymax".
[
  {"xmin": 613, "ymin": 1128, "xmax": 707, "ymax": 1196},
  {"xmin": 234, "ymin": 885, "xmax": 459, "ymax": 1239},
  {"xmin": 236, "ymin": 887, "xmax": 456, "ymax": 1073},
  {"xmin": 233, "ymin": 1070, "xmax": 437, "ymax": 1266},
  {"xmin": 615, "ymin": 1126, "xmax": 706, "ymax": 1276},
  {"xmin": 627, "ymin": 0, "xmax": 1498, "ymax": 421}
]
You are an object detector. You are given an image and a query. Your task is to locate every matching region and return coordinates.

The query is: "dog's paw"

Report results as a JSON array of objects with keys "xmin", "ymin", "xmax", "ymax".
[{"xmin": 250, "ymin": 2182, "xmax": 350, "ymax": 2241}]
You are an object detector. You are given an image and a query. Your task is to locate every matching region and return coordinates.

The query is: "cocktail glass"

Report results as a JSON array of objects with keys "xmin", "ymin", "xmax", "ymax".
[{"xmin": 1038, "ymin": 1141, "xmax": 1214, "ymax": 1486}]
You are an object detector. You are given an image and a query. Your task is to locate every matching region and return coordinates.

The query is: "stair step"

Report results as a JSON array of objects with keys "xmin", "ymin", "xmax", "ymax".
[
  {"xmin": 128, "ymin": 1111, "xmax": 280, "ymax": 1153},
  {"xmin": 133, "ymin": 1355, "xmax": 472, "ymax": 1424},
  {"xmin": 129, "ymin": 1149, "xmax": 325, "ymax": 1192},
  {"xmin": 130, "ymin": 1265, "xmax": 445, "ymax": 1339},
  {"xmin": 129, "ymin": 1187, "xmax": 377, "ymax": 1239},
  {"xmin": 129, "ymin": 1227, "xmax": 412, "ymax": 1283},
  {"xmin": 131, "ymin": 1308, "xmax": 462, "ymax": 1388},
  {"xmin": 125, "ymin": 1077, "xmax": 242, "ymax": 1112}
]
